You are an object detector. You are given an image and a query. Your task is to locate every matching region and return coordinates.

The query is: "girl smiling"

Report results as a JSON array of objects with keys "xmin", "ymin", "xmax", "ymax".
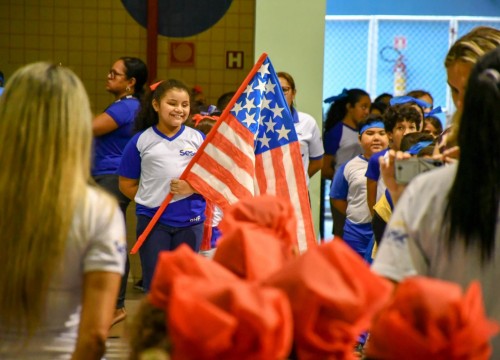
[{"xmin": 119, "ymin": 79, "xmax": 206, "ymax": 292}]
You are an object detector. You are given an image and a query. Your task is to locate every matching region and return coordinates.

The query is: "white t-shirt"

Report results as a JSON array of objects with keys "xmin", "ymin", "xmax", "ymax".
[
  {"xmin": 0, "ymin": 186, "xmax": 126, "ymax": 359},
  {"xmin": 119, "ymin": 125, "xmax": 206, "ymax": 227},
  {"xmin": 372, "ymin": 163, "xmax": 500, "ymax": 356},
  {"xmin": 330, "ymin": 155, "xmax": 371, "ymax": 224},
  {"xmin": 294, "ymin": 111, "xmax": 324, "ymax": 185}
]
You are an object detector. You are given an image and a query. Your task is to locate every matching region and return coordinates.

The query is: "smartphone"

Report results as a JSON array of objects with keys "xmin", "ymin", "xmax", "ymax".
[{"xmin": 395, "ymin": 158, "xmax": 443, "ymax": 184}]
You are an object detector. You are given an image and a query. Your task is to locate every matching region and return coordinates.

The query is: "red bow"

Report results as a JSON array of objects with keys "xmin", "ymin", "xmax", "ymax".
[{"xmin": 192, "ymin": 114, "xmax": 219, "ymax": 127}]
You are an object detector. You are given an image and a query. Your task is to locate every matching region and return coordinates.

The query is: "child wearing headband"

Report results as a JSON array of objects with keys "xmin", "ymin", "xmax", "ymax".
[
  {"xmin": 365, "ymin": 102, "xmax": 422, "ymax": 217},
  {"xmin": 329, "ymin": 115, "xmax": 389, "ymax": 259},
  {"xmin": 329, "ymin": 115, "xmax": 388, "ymax": 351},
  {"xmin": 423, "ymin": 115, "xmax": 444, "ymax": 138}
]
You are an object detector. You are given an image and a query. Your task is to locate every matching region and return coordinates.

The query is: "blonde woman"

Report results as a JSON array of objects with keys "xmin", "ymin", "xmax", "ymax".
[
  {"xmin": 0, "ymin": 63, "xmax": 126, "ymax": 359},
  {"xmin": 440, "ymin": 26, "xmax": 500, "ymax": 151}
]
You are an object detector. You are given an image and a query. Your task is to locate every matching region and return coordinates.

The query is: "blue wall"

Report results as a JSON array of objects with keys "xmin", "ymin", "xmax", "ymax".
[{"xmin": 326, "ymin": 0, "xmax": 500, "ymax": 16}]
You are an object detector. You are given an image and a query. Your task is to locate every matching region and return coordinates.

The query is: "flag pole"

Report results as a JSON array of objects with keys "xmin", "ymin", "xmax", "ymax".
[{"xmin": 130, "ymin": 193, "xmax": 173, "ymax": 254}]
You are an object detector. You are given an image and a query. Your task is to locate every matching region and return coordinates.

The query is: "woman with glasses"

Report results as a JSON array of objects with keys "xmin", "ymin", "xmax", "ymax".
[
  {"xmin": 92, "ymin": 57, "xmax": 148, "ymax": 326},
  {"xmin": 277, "ymin": 72, "xmax": 324, "ymax": 186}
]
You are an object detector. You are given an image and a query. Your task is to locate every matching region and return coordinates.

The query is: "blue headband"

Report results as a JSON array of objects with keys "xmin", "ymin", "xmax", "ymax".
[
  {"xmin": 424, "ymin": 106, "xmax": 442, "ymax": 118},
  {"xmin": 324, "ymin": 88, "xmax": 349, "ymax": 104},
  {"xmin": 359, "ymin": 121, "xmax": 385, "ymax": 135},
  {"xmin": 408, "ymin": 140, "xmax": 433, "ymax": 155},
  {"xmin": 390, "ymin": 96, "xmax": 431, "ymax": 109}
]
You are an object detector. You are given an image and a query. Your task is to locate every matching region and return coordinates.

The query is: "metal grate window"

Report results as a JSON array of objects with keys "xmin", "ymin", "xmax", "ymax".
[{"xmin": 323, "ymin": 16, "xmax": 500, "ymax": 119}]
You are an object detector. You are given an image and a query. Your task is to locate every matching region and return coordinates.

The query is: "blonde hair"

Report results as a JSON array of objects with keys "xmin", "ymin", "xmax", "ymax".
[
  {"xmin": 445, "ymin": 26, "xmax": 500, "ymax": 68},
  {"xmin": 444, "ymin": 27, "xmax": 500, "ymax": 144},
  {"xmin": 0, "ymin": 63, "xmax": 93, "ymax": 338}
]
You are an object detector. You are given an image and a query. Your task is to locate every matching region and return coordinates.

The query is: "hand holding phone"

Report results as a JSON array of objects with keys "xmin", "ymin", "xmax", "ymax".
[{"xmin": 395, "ymin": 158, "xmax": 443, "ymax": 184}]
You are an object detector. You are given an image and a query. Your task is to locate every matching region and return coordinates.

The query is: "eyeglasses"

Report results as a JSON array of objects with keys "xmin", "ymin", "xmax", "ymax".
[
  {"xmin": 282, "ymin": 87, "xmax": 291, "ymax": 94},
  {"xmin": 108, "ymin": 69, "xmax": 126, "ymax": 79}
]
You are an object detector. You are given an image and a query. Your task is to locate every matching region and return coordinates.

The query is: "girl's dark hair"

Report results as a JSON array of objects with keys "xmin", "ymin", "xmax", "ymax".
[
  {"xmin": 324, "ymin": 88, "xmax": 369, "ymax": 132},
  {"xmin": 216, "ymin": 91, "xmax": 236, "ymax": 113},
  {"xmin": 185, "ymin": 116, "xmax": 217, "ymax": 136},
  {"xmin": 135, "ymin": 79, "xmax": 190, "ymax": 132},
  {"xmin": 446, "ymin": 47, "xmax": 500, "ymax": 262},
  {"xmin": 370, "ymin": 101, "xmax": 388, "ymax": 115},
  {"xmin": 383, "ymin": 103, "xmax": 422, "ymax": 132},
  {"xmin": 194, "ymin": 118, "xmax": 216, "ymax": 136},
  {"xmin": 399, "ymin": 132, "xmax": 434, "ymax": 152},
  {"xmin": 374, "ymin": 92, "xmax": 393, "ymax": 104},
  {"xmin": 277, "ymin": 71, "xmax": 296, "ymax": 92},
  {"xmin": 406, "ymin": 89, "xmax": 433, "ymax": 104},
  {"xmin": 424, "ymin": 115, "xmax": 443, "ymax": 135},
  {"xmin": 417, "ymin": 145, "xmax": 435, "ymax": 157},
  {"xmin": 277, "ymin": 71, "xmax": 297, "ymax": 111},
  {"xmin": 120, "ymin": 57, "xmax": 148, "ymax": 101}
]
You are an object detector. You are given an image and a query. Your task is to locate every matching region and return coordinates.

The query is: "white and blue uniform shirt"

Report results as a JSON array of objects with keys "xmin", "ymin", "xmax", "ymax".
[
  {"xmin": 330, "ymin": 155, "xmax": 371, "ymax": 225},
  {"xmin": 92, "ymin": 96, "xmax": 140, "ymax": 176},
  {"xmin": 330, "ymin": 155, "xmax": 373, "ymax": 257},
  {"xmin": 119, "ymin": 125, "xmax": 206, "ymax": 227},
  {"xmin": 324, "ymin": 122, "xmax": 362, "ymax": 173},
  {"xmin": 292, "ymin": 109, "xmax": 324, "ymax": 184}
]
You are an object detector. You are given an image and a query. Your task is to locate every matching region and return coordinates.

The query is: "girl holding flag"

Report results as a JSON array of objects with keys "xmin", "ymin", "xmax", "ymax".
[{"xmin": 119, "ymin": 79, "xmax": 206, "ymax": 292}]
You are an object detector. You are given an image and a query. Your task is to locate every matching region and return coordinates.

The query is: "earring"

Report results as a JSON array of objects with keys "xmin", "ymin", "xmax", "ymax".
[{"xmin": 126, "ymin": 86, "xmax": 131, "ymax": 92}]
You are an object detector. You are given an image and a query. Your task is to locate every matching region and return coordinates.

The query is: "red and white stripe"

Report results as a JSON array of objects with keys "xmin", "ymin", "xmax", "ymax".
[
  {"xmin": 187, "ymin": 113, "xmax": 315, "ymax": 252},
  {"xmin": 254, "ymin": 141, "xmax": 316, "ymax": 252}
]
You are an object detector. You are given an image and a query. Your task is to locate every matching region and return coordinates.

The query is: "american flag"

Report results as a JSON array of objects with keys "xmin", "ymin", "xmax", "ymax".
[{"xmin": 131, "ymin": 53, "xmax": 316, "ymax": 254}]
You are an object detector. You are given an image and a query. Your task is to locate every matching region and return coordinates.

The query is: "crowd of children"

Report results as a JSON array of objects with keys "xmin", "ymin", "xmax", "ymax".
[{"xmin": 119, "ymin": 25, "xmax": 500, "ymax": 358}]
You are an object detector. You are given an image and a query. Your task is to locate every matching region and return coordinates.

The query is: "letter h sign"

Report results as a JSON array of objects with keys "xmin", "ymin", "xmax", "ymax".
[{"xmin": 226, "ymin": 51, "xmax": 244, "ymax": 69}]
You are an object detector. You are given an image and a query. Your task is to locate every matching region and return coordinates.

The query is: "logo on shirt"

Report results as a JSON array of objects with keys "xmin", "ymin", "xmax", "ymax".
[
  {"xmin": 385, "ymin": 229, "xmax": 408, "ymax": 245},
  {"xmin": 190, "ymin": 215, "xmax": 201, "ymax": 222},
  {"xmin": 114, "ymin": 240, "xmax": 127, "ymax": 255},
  {"xmin": 179, "ymin": 147, "xmax": 197, "ymax": 157}
]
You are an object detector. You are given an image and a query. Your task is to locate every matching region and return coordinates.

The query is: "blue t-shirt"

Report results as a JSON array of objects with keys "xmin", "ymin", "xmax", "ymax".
[
  {"xmin": 385, "ymin": 188, "xmax": 394, "ymax": 210},
  {"xmin": 119, "ymin": 125, "xmax": 206, "ymax": 227},
  {"xmin": 323, "ymin": 122, "xmax": 362, "ymax": 172},
  {"xmin": 92, "ymin": 96, "xmax": 140, "ymax": 176},
  {"xmin": 365, "ymin": 148, "xmax": 388, "ymax": 181}
]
